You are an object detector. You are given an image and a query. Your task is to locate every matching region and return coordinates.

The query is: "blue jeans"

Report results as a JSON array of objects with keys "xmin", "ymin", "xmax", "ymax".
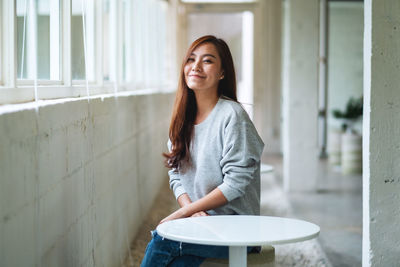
[{"xmin": 140, "ymin": 230, "xmax": 259, "ymax": 267}]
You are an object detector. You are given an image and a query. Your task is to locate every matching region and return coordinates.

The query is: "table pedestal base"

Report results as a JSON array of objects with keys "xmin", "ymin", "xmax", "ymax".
[{"xmin": 229, "ymin": 246, "xmax": 247, "ymax": 267}]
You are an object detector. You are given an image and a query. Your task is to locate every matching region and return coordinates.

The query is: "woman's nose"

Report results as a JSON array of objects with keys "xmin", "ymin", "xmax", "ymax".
[{"xmin": 192, "ymin": 60, "xmax": 202, "ymax": 72}]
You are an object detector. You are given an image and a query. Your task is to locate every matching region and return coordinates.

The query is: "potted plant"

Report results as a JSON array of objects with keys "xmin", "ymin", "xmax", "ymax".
[
  {"xmin": 332, "ymin": 96, "xmax": 363, "ymax": 133},
  {"xmin": 331, "ymin": 96, "xmax": 363, "ymax": 174}
]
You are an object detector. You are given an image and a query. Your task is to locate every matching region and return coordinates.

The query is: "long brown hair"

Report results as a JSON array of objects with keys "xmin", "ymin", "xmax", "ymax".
[{"xmin": 164, "ymin": 35, "xmax": 237, "ymax": 170}]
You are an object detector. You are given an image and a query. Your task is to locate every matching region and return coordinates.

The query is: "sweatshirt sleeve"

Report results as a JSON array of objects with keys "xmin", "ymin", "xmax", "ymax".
[
  {"xmin": 167, "ymin": 139, "xmax": 186, "ymax": 199},
  {"xmin": 217, "ymin": 112, "xmax": 264, "ymax": 202}
]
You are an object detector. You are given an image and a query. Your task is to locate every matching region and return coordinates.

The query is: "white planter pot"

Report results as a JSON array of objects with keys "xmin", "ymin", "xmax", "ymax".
[
  {"xmin": 341, "ymin": 132, "xmax": 362, "ymax": 174},
  {"xmin": 328, "ymin": 130, "xmax": 342, "ymax": 166}
]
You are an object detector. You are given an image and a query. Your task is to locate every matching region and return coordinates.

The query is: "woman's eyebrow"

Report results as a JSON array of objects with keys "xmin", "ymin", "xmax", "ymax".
[
  {"xmin": 203, "ymin": 54, "xmax": 217, "ymax": 59},
  {"xmin": 190, "ymin": 53, "xmax": 217, "ymax": 59}
]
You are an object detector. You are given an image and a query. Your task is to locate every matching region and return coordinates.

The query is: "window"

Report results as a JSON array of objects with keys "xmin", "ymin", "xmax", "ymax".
[
  {"xmin": 102, "ymin": 0, "xmax": 111, "ymax": 81},
  {"xmin": 122, "ymin": 0, "xmax": 132, "ymax": 82},
  {"xmin": 1, "ymin": 0, "xmax": 172, "ymax": 105},
  {"xmin": 131, "ymin": 0, "xmax": 168, "ymax": 88},
  {"xmin": 71, "ymin": 0, "xmax": 95, "ymax": 81},
  {"xmin": 155, "ymin": 0, "xmax": 168, "ymax": 87},
  {"xmin": 132, "ymin": 0, "xmax": 144, "ymax": 87},
  {"xmin": 16, "ymin": 0, "xmax": 61, "ymax": 81}
]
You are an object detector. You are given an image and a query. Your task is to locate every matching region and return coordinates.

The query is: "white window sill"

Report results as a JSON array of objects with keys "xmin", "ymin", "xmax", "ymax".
[{"xmin": 0, "ymin": 85, "xmax": 176, "ymax": 115}]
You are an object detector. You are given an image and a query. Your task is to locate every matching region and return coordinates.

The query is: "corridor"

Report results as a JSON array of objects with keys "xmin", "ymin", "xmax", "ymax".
[{"xmin": 1, "ymin": 0, "xmax": 399, "ymax": 266}]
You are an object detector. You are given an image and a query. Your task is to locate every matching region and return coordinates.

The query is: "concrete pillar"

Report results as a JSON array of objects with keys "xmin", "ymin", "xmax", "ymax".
[
  {"xmin": 363, "ymin": 0, "xmax": 400, "ymax": 265},
  {"xmin": 253, "ymin": 0, "xmax": 282, "ymax": 155},
  {"xmin": 282, "ymin": 0, "xmax": 320, "ymax": 191}
]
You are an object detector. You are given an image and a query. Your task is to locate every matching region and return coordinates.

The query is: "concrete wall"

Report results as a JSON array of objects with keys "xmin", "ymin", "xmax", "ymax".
[
  {"xmin": 282, "ymin": 0, "xmax": 320, "ymax": 191},
  {"xmin": 327, "ymin": 2, "xmax": 364, "ymax": 134},
  {"xmin": 0, "ymin": 92, "xmax": 174, "ymax": 266},
  {"xmin": 363, "ymin": 0, "xmax": 400, "ymax": 265}
]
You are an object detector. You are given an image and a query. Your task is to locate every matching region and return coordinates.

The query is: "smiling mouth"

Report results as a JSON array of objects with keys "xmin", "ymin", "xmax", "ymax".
[{"xmin": 189, "ymin": 75, "xmax": 205, "ymax": 79}]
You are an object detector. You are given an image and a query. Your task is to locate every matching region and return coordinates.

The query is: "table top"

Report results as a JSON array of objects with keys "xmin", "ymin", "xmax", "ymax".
[{"xmin": 156, "ymin": 215, "xmax": 320, "ymax": 247}]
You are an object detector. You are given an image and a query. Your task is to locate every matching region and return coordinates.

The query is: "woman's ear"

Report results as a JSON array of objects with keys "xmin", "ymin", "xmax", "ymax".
[{"xmin": 220, "ymin": 71, "xmax": 225, "ymax": 80}]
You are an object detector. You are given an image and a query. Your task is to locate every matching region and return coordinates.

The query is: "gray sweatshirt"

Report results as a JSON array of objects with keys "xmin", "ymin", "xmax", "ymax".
[{"xmin": 168, "ymin": 96, "xmax": 265, "ymax": 215}]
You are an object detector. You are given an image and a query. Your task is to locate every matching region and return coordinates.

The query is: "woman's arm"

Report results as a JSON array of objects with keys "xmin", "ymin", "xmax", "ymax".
[
  {"xmin": 160, "ymin": 188, "xmax": 228, "ymax": 224},
  {"xmin": 177, "ymin": 193, "xmax": 192, "ymax": 207},
  {"xmin": 177, "ymin": 193, "xmax": 210, "ymax": 217}
]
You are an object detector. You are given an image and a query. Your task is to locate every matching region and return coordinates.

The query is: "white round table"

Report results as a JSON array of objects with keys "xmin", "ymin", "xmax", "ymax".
[{"xmin": 156, "ymin": 215, "xmax": 320, "ymax": 267}]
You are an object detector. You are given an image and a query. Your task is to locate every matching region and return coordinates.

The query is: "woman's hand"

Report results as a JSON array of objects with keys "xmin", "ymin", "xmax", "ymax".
[
  {"xmin": 159, "ymin": 188, "xmax": 227, "ymax": 224},
  {"xmin": 159, "ymin": 207, "xmax": 188, "ymax": 225},
  {"xmin": 159, "ymin": 208, "xmax": 209, "ymax": 225},
  {"xmin": 191, "ymin": 211, "xmax": 209, "ymax": 217}
]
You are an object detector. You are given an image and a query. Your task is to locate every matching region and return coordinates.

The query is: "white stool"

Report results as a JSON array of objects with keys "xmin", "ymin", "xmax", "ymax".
[{"xmin": 201, "ymin": 245, "xmax": 275, "ymax": 267}]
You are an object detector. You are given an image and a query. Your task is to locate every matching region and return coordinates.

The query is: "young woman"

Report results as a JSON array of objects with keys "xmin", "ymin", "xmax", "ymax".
[{"xmin": 140, "ymin": 35, "xmax": 264, "ymax": 267}]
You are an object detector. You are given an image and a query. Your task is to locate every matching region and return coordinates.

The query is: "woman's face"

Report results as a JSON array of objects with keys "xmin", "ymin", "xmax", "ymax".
[{"xmin": 184, "ymin": 42, "xmax": 224, "ymax": 94}]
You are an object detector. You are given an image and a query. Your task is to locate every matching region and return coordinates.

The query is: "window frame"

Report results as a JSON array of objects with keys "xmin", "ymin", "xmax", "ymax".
[
  {"xmin": 0, "ymin": 0, "xmax": 173, "ymax": 106},
  {"xmin": 49, "ymin": 0, "xmax": 61, "ymax": 80},
  {"xmin": 2, "ymin": 0, "xmax": 17, "ymax": 88},
  {"xmin": 122, "ymin": 0, "xmax": 133, "ymax": 83},
  {"xmin": 109, "ymin": 0, "xmax": 118, "ymax": 83},
  {"xmin": 15, "ymin": 0, "xmax": 62, "ymax": 82},
  {"xmin": 70, "ymin": 0, "xmax": 96, "ymax": 82}
]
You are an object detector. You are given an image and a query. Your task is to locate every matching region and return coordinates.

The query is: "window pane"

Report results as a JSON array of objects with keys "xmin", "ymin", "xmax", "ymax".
[
  {"xmin": 156, "ymin": 1, "xmax": 168, "ymax": 87},
  {"xmin": 72, "ymin": 0, "xmax": 95, "ymax": 81},
  {"xmin": 122, "ymin": 0, "xmax": 127, "ymax": 81},
  {"xmin": 130, "ymin": 0, "xmax": 168, "ymax": 88},
  {"xmin": 122, "ymin": 0, "xmax": 132, "ymax": 82},
  {"xmin": 16, "ymin": 0, "xmax": 28, "ymax": 79},
  {"xmin": 103, "ymin": 0, "xmax": 110, "ymax": 81},
  {"xmin": 17, "ymin": 0, "xmax": 61, "ymax": 80}
]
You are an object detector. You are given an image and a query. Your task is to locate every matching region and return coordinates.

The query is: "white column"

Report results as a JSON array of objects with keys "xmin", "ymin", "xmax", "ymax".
[
  {"xmin": 282, "ymin": 0, "xmax": 319, "ymax": 192},
  {"xmin": 363, "ymin": 0, "xmax": 400, "ymax": 266},
  {"xmin": 253, "ymin": 0, "xmax": 282, "ymax": 154}
]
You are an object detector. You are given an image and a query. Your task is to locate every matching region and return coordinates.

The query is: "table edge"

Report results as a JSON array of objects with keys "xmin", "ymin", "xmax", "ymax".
[
  {"xmin": 156, "ymin": 215, "xmax": 320, "ymax": 247},
  {"xmin": 156, "ymin": 230, "xmax": 320, "ymax": 247}
]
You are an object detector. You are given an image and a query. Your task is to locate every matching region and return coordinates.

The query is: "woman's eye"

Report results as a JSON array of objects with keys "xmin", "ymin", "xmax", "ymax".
[
  {"xmin": 187, "ymin": 58, "xmax": 194, "ymax": 62},
  {"xmin": 204, "ymin": 59, "xmax": 212, "ymax": 63}
]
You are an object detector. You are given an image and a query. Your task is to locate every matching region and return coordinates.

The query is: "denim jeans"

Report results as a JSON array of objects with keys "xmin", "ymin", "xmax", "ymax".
[{"xmin": 140, "ymin": 230, "xmax": 259, "ymax": 267}]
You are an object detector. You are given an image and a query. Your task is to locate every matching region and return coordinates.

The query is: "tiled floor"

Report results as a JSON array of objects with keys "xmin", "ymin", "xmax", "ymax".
[{"xmin": 124, "ymin": 155, "xmax": 362, "ymax": 267}]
